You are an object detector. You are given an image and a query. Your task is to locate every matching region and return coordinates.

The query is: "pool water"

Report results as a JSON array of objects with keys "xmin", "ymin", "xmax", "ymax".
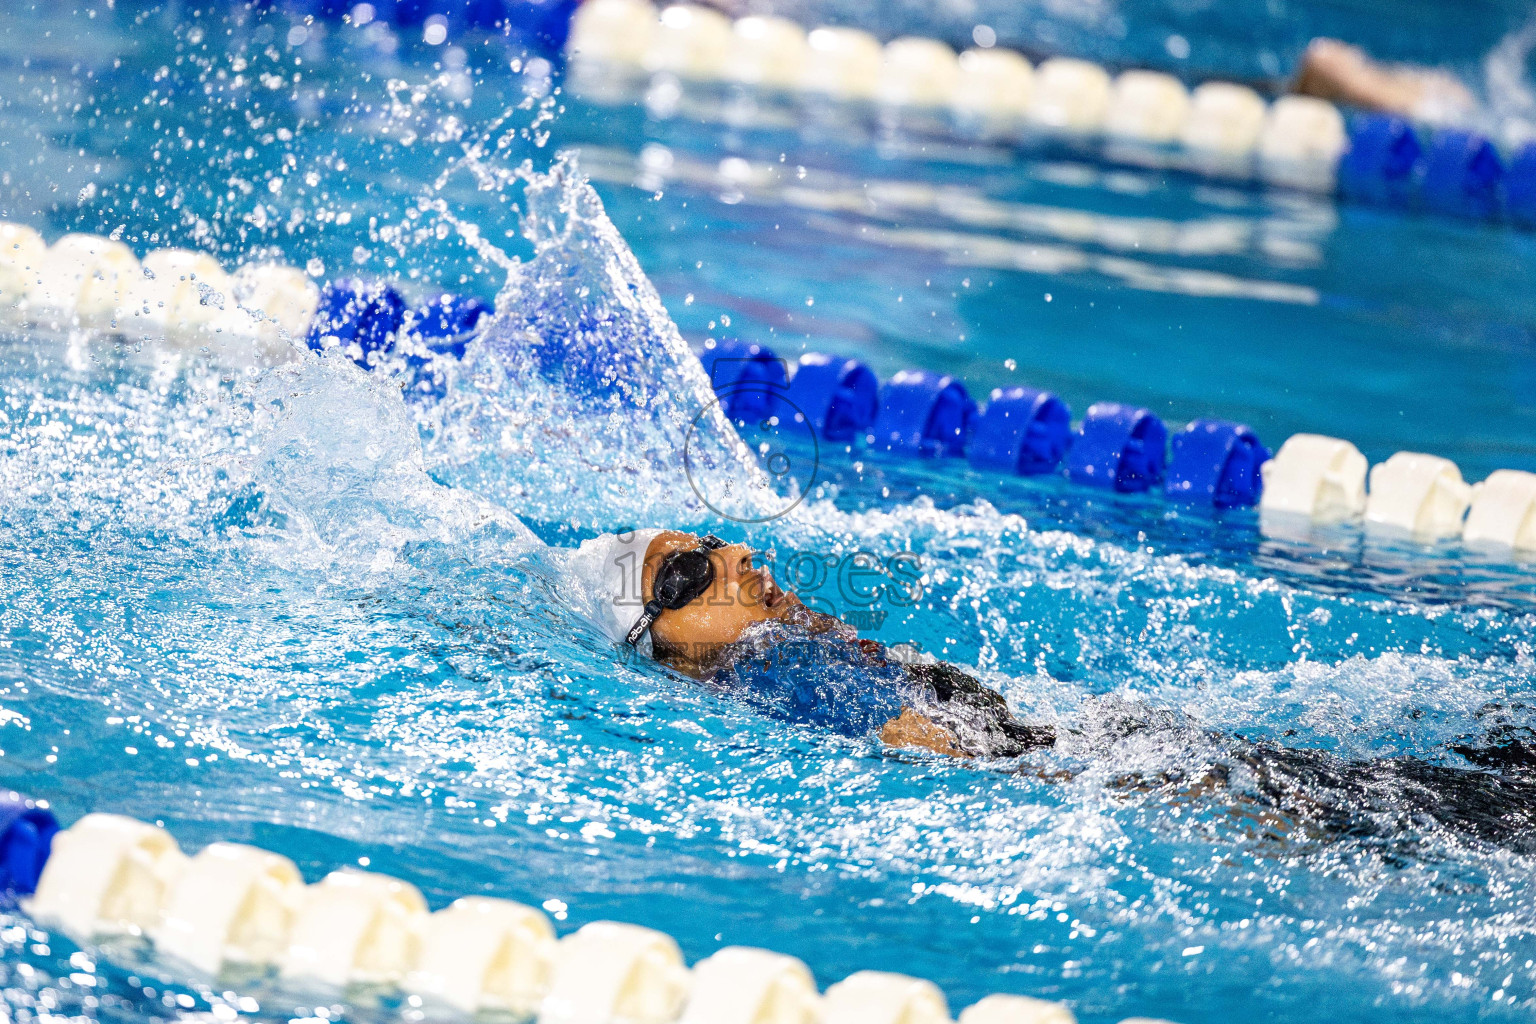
[{"xmin": 3, "ymin": 4, "xmax": 1536, "ymax": 1024}]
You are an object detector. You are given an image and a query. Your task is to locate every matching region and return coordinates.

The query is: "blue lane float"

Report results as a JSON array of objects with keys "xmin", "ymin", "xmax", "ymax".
[
  {"xmin": 967, "ymin": 386, "xmax": 1072, "ymax": 475},
  {"xmin": 1338, "ymin": 113, "xmax": 1422, "ymax": 208},
  {"xmin": 868, "ymin": 370, "xmax": 976, "ymax": 457},
  {"xmin": 698, "ymin": 350, "xmax": 1265, "ymax": 503},
  {"xmin": 387, "ymin": 0, "xmax": 511, "ymax": 29},
  {"xmin": 1066, "ymin": 402, "xmax": 1168, "ymax": 493},
  {"xmin": 309, "ymin": 278, "xmax": 490, "ymax": 386},
  {"xmin": 1506, "ymin": 144, "xmax": 1536, "ymax": 230},
  {"xmin": 699, "ymin": 338, "xmax": 789, "ymax": 424},
  {"xmin": 308, "ymin": 278, "xmax": 407, "ymax": 357},
  {"xmin": 312, "ymin": 285, "xmax": 1261, "ymax": 503},
  {"xmin": 784, "ymin": 352, "xmax": 879, "ymax": 442},
  {"xmin": 502, "ymin": 0, "xmax": 581, "ymax": 52},
  {"xmin": 1166, "ymin": 419, "xmax": 1269, "ymax": 508},
  {"xmin": 411, "ymin": 292, "xmax": 489, "ymax": 360},
  {"xmin": 1419, "ymin": 129, "xmax": 1504, "ymax": 221},
  {"xmin": 0, "ymin": 792, "xmax": 57, "ymax": 896}
]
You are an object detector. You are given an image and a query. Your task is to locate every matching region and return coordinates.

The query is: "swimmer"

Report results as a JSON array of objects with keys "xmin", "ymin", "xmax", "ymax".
[
  {"xmin": 1291, "ymin": 38, "xmax": 1476, "ymax": 124},
  {"xmin": 576, "ymin": 529, "xmax": 1536, "ymax": 855},
  {"xmin": 576, "ymin": 528, "xmax": 1053, "ymax": 758}
]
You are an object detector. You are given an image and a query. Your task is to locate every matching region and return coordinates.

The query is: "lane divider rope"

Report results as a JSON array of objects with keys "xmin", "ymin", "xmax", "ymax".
[
  {"xmin": 564, "ymin": 0, "xmax": 1534, "ymax": 228},
  {"xmin": 2, "ymin": 798, "xmax": 1113, "ymax": 1024},
  {"xmin": 177, "ymin": 0, "xmax": 1522, "ymax": 227},
  {"xmin": 760, "ymin": 348, "xmax": 1235, "ymax": 502},
  {"xmin": 3, "ymin": 222, "xmax": 1532, "ymax": 554},
  {"xmin": 700, "ymin": 335, "xmax": 1536, "ymax": 551}
]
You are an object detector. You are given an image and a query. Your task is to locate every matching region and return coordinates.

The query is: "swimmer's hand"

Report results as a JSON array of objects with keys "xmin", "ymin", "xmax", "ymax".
[
  {"xmin": 1294, "ymin": 38, "xmax": 1475, "ymax": 123},
  {"xmin": 880, "ymin": 707, "xmax": 965, "ymax": 757}
]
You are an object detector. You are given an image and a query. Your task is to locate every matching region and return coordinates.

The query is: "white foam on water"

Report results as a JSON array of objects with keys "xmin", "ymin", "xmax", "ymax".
[{"xmin": 241, "ymin": 351, "xmax": 539, "ymax": 577}]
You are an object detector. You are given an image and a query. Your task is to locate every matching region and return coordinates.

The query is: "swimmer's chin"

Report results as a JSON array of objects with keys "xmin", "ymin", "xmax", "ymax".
[{"xmin": 661, "ymin": 612, "xmax": 795, "ymax": 672}]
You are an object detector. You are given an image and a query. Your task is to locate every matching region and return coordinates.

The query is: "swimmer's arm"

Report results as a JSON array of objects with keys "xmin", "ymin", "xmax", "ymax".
[
  {"xmin": 1293, "ymin": 38, "xmax": 1474, "ymax": 121},
  {"xmin": 879, "ymin": 707, "xmax": 965, "ymax": 757}
]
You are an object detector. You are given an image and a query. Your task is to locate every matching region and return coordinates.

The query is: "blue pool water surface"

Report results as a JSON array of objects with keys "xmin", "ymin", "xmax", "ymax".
[{"xmin": 4, "ymin": 3, "xmax": 1536, "ymax": 1024}]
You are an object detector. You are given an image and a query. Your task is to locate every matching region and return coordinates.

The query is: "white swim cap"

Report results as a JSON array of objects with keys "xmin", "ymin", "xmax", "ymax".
[{"xmin": 573, "ymin": 529, "xmax": 665, "ymax": 654}]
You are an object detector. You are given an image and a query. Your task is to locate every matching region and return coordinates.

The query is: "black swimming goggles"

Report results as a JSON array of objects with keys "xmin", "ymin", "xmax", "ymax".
[{"xmin": 625, "ymin": 534, "xmax": 728, "ymax": 647}]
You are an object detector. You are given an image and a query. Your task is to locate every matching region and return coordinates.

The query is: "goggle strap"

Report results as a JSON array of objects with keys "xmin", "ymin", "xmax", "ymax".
[
  {"xmin": 627, "ymin": 536, "xmax": 728, "ymax": 647},
  {"xmin": 625, "ymin": 600, "xmax": 665, "ymax": 647}
]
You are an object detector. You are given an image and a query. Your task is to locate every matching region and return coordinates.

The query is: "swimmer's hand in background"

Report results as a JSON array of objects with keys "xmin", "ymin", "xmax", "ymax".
[{"xmin": 1293, "ymin": 38, "xmax": 1476, "ymax": 124}]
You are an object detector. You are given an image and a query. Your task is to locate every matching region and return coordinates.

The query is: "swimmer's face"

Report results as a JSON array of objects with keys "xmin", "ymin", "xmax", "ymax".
[{"xmin": 643, "ymin": 531, "xmax": 797, "ymax": 656}]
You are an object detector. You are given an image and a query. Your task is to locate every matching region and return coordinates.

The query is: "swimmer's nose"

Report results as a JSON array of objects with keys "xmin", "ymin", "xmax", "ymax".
[
  {"xmin": 719, "ymin": 542, "xmax": 758, "ymax": 573},
  {"xmin": 748, "ymin": 566, "xmax": 787, "ymax": 607},
  {"xmin": 715, "ymin": 544, "xmax": 785, "ymax": 604}
]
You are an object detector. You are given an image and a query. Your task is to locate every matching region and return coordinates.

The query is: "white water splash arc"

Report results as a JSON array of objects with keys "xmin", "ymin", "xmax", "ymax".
[{"xmin": 422, "ymin": 154, "xmax": 777, "ymax": 535}]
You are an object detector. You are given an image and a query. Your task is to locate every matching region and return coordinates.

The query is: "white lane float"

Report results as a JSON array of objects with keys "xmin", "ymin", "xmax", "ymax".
[
  {"xmin": 679, "ymin": 946, "xmax": 821, "ymax": 1024},
  {"xmin": 1180, "ymin": 82, "xmax": 1268, "ymax": 172},
  {"xmin": 877, "ymin": 36, "xmax": 960, "ymax": 109},
  {"xmin": 406, "ymin": 896, "xmax": 557, "ymax": 1014},
  {"xmin": 802, "ymin": 26, "xmax": 885, "ymax": 101},
  {"xmin": 233, "ymin": 261, "xmax": 321, "ymax": 356},
  {"xmin": 154, "ymin": 842, "xmax": 305, "ymax": 974},
  {"xmin": 0, "ymin": 222, "xmax": 47, "ymax": 319},
  {"xmin": 960, "ymin": 994, "xmax": 1078, "ymax": 1023},
  {"xmin": 1463, "ymin": 469, "xmax": 1536, "ymax": 550},
  {"xmin": 1027, "ymin": 58, "xmax": 1112, "ymax": 133},
  {"xmin": 115, "ymin": 248, "xmax": 236, "ymax": 346},
  {"xmin": 1259, "ymin": 433, "xmax": 1368, "ymax": 522},
  {"xmin": 644, "ymin": 4, "xmax": 733, "ymax": 80},
  {"xmin": 30, "ymin": 813, "xmax": 189, "ymax": 937},
  {"xmin": 1105, "ymin": 70, "xmax": 1191, "ymax": 144},
  {"xmin": 538, "ymin": 920, "xmax": 692, "ymax": 1024},
  {"xmin": 726, "ymin": 16, "xmax": 809, "ymax": 91},
  {"xmin": 13, "ymin": 809, "xmax": 1103, "ymax": 1024},
  {"xmin": 951, "ymin": 47, "xmax": 1034, "ymax": 120},
  {"xmin": 567, "ymin": 0, "xmax": 658, "ymax": 65},
  {"xmin": 1258, "ymin": 95, "xmax": 1347, "ymax": 191},
  {"xmin": 821, "ymin": 970, "xmax": 950, "ymax": 1024},
  {"xmin": 280, "ymin": 868, "xmax": 427, "ymax": 987},
  {"xmin": 30, "ymin": 233, "xmax": 140, "ymax": 329},
  {"xmin": 1364, "ymin": 451, "xmax": 1472, "ymax": 540},
  {"xmin": 559, "ymin": 10, "xmax": 1393, "ymax": 205},
  {"xmin": 0, "ymin": 226, "xmax": 318, "ymax": 362}
]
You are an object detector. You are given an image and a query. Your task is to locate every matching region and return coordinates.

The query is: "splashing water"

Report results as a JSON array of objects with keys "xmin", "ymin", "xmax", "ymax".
[
  {"xmin": 420, "ymin": 154, "xmax": 777, "ymax": 534},
  {"xmin": 4, "ymin": 9, "xmax": 1536, "ymax": 1024},
  {"xmin": 5, "ymin": 154, "xmax": 1534, "ymax": 1023}
]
